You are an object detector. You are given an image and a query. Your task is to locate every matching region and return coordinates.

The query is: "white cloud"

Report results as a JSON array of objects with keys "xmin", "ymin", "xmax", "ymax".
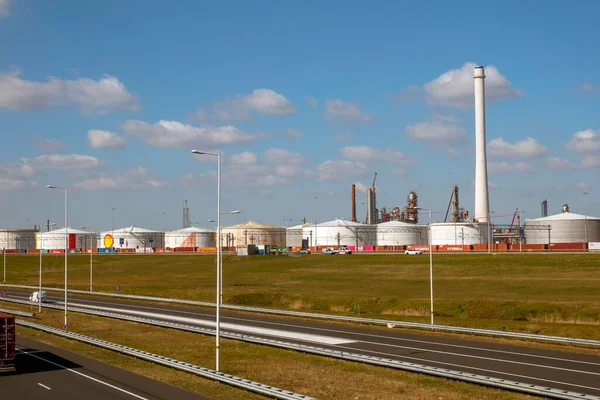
[
  {"xmin": 424, "ymin": 62, "xmax": 523, "ymax": 109},
  {"xmin": 340, "ymin": 146, "xmax": 413, "ymax": 164},
  {"xmin": 34, "ymin": 137, "xmax": 65, "ymax": 152},
  {"xmin": 580, "ymin": 155, "xmax": 600, "ymax": 168},
  {"xmin": 0, "ymin": 178, "xmax": 35, "ymax": 190},
  {"xmin": 323, "ymin": 99, "xmax": 372, "ymax": 124},
  {"xmin": 566, "ymin": 129, "xmax": 600, "ymax": 153},
  {"xmin": 0, "ymin": 162, "xmax": 35, "ymax": 179},
  {"xmin": 488, "ymin": 161, "xmax": 535, "ymax": 174},
  {"xmin": 575, "ymin": 83, "xmax": 600, "ymax": 94},
  {"xmin": 263, "ymin": 148, "xmax": 305, "ymax": 164},
  {"xmin": 120, "ymin": 120, "xmax": 254, "ymax": 149},
  {"xmin": 576, "ymin": 182, "xmax": 589, "ymax": 189},
  {"xmin": 191, "ymin": 88, "xmax": 297, "ymax": 122},
  {"xmin": 488, "ymin": 137, "xmax": 548, "ymax": 159},
  {"xmin": 354, "ymin": 182, "xmax": 368, "ymax": 193},
  {"xmin": 0, "ymin": 0, "xmax": 10, "ymax": 17},
  {"xmin": 229, "ymin": 151, "xmax": 258, "ymax": 165},
  {"xmin": 317, "ymin": 160, "xmax": 367, "ymax": 182},
  {"xmin": 275, "ymin": 165, "xmax": 303, "ymax": 177},
  {"xmin": 73, "ymin": 166, "xmax": 169, "ymax": 190},
  {"xmin": 0, "ymin": 68, "xmax": 140, "ymax": 113},
  {"xmin": 184, "ymin": 164, "xmax": 289, "ymax": 188},
  {"xmin": 404, "ymin": 121, "xmax": 467, "ymax": 144},
  {"xmin": 545, "ymin": 157, "xmax": 576, "ymax": 170},
  {"xmin": 285, "ymin": 128, "xmax": 304, "ymax": 140},
  {"xmin": 305, "ymin": 97, "xmax": 318, "ymax": 108},
  {"xmin": 88, "ymin": 130, "xmax": 126, "ymax": 149},
  {"xmin": 22, "ymin": 154, "xmax": 103, "ymax": 170},
  {"xmin": 334, "ymin": 133, "xmax": 354, "ymax": 142}
]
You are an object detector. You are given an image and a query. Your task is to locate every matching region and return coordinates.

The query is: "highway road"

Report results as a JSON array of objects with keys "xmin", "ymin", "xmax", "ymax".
[
  {"xmin": 6, "ymin": 288, "xmax": 600, "ymax": 398},
  {"xmin": 0, "ymin": 335, "xmax": 209, "ymax": 400}
]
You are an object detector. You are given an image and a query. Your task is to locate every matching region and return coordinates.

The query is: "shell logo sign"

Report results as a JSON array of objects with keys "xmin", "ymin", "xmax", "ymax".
[{"xmin": 103, "ymin": 234, "xmax": 114, "ymax": 249}]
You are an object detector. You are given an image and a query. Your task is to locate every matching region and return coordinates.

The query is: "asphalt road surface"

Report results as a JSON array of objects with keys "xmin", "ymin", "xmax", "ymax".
[
  {"xmin": 0, "ymin": 335, "xmax": 209, "ymax": 400},
  {"xmin": 6, "ymin": 288, "xmax": 600, "ymax": 397}
]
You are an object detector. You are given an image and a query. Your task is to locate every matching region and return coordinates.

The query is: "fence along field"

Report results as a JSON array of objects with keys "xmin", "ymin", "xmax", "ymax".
[{"xmin": 4, "ymin": 253, "xmax": 600, "ymax": 339}]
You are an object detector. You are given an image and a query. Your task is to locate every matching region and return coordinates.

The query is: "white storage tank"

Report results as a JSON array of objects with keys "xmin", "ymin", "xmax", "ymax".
[
  {"xmin": 376, "ymin": 221, "xmax": 427, "ymax": 246},
  {"xmin": 302, "ymin": 219, "xmax": 376, "ymax": 247},
  {"xmin": 525, "ymin": 212, "xmax": 600, "ymax": 244},
  {"xmin": 430, "ymin": 222, "xmax": 489, "ymax": 246},
  {"xmin": 99, "ymin": 226, "xmax": 164, "ymax": 251},
  {"xmin": 286, "ymin": 224, "xmax": 307, "ymax": 248},
  {"xmin": 0, "ymin": 229, "xmax": 38, "ymax": 250},
  {"xmin": 165, "ymin": 227, "xmax": 215, "ymax": 249},
  {"xmin": 37, "ymin": 227, "xmax": 96, "ymax": 250},
  {"xmin": 222, "ymin": 221, "xmax": 286, "ymax": 247}
]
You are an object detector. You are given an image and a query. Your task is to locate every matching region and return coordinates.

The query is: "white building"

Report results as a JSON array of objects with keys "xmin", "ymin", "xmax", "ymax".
[
  {"xmin": 0, "ymin": 229, "xmax": 38, "ymax": 250},
  {"xmin": 376, "ymin": 221, "xmax": 426, "ymax": 246},
  {"xmin": 37, "ymin": 227, "xmax": 96, "ymax": 250},
  {"xmin": 165, "ymin": 227, "xmax": 215, "ymax": 249},
  {"xmin": 525, "ymin": 212, "xmax": 600, "ymax": 244},
  {"xmin": 429, "ymin": 222, "xmax": 489, "ymax": 246},
  {"xmin": 302, "ymin": 219, "xmax": 376, "ymax": 247},
  {"xmin": 286, "ymin": 224, "xmax": 308, "ymax": 248},
  {"xmin": 99, "ymin": 226, "xmax": 164, "ymax": 251},
  {"xmin": 222, "ymin": 221, "xmax": 286, "ymax": 247}
]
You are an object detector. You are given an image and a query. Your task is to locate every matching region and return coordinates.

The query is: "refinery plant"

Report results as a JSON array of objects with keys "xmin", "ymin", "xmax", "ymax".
[{"xmin": 1, "ymin": 66, "xmax": 599, "ymax": 254}]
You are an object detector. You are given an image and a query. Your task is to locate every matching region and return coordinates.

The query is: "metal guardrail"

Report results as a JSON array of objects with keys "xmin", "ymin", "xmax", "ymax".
[
  {"xmin": 9, "ymin": 298, "xmax": 599, "ymax": 400},
  {"xmin": 16, "ymin": 319, "xmax": 316, "ymax": 400},
  {"xmin": 3, "ymin": 283, "xmax": 600, "ymax": 348},
  {"xmin": 0, "ymin": 307, "xmax": 35, "ymax": 317}
]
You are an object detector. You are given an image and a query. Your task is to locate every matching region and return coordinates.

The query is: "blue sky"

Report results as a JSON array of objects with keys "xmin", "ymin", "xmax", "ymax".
[{"xmin": 1, "ymin": 0, "xmax": 599, "ymax": 231}]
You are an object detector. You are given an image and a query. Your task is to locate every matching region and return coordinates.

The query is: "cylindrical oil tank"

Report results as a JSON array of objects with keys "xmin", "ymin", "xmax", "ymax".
[
  {"xmin": 376, "ymin": 221, "xmax": 427, "ymax": 246},
  {"xmin": 524, "ymin": 212, "xmax": 600, "ymax": 244},
  {"xmin": 286, "ymin": 224, "xmax": 305, "ymax": 247},
  {"xmin": 222, "ymin": 221, "xmax": 286, "ymax": 247},
  {"xmin": 99, "ymin": 226, "xmax": 164, "ymax": 251},
  {"xmin": 302, "ymin": 219, "xmax": 376, "ymax": 247},
  {"xmin": 429, "ymin": 222, "xmax": 489, "ymax": 245},
  {"xmin": 165, "ymin": 227, "xmax": 215, "ymax": 248},
  {"xmin": 37, "ymin": 227, "xmax": 97, "ymax": 250},
  {"xmin": 0, "ymin": 229, "xmax": 38, "ymax": 250}
]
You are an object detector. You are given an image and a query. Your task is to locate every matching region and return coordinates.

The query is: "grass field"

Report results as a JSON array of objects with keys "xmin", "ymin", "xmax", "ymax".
[
  {"xmin": 3, "ymin": 302, "xmax": 532, "ymax": 400},
  {"xmin": 3, "ymin": 252, "xmax": 600, "ymax": 338}
]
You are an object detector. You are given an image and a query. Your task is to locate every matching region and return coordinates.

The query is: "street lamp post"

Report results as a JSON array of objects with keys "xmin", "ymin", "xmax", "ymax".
[
  {"xmin": 583, "ymin": 192, "xmax": 589, "ymax": 244},
  {"xmin": 192, "ymin": 149, "xmax": 222, "ymax": 372},
  {"xmin": 81, "ymin": 226, "xmax": 94, "ymax": 291},
  {"xmin": 417, "ymin": 207, "xmax": 434, "ymax": 326},
  {"xmin": 111, "ymin": 208, "xmax": 115, "ymax": 253},
  {"xmin": 38, "ymin": 224, "xmax": 43, "ymax": 313},
  {"xmin": 209, "ymin": 209, "xmax": 241, "ymax": 304},
  {"xmin": 47, "ymin": 184, "xmax": 68, "ymax": 331}
]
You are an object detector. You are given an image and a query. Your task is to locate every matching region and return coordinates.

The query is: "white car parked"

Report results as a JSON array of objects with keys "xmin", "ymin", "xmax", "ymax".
[
  {"xmin": 405, "ymin": 249, "xmax": 423, "ymax": 255},
  {"xmin": 29, "ymin": 290, "xmax": 47, "ymax": 303}
]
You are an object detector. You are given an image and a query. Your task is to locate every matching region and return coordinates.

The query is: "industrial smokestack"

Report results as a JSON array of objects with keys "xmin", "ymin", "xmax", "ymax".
[
  {"xmin": 351, "ymin": 184, "xmax": 357, "ymax": 222},
  {"xmin": 474, "ymin": 66, "xmax": 490, "ymax": 223}
]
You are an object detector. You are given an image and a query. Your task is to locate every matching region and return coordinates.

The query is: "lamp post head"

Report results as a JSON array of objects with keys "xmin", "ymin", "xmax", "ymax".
[
  {"xmin": 191, "ymin": 150, "xmax": 205, "ymax": 155},
  {"xmin": 230, "ymin": 210, "xmax": 241, "ymax": 214},
  {"xmin": 47, "ymin": 185, "xmax": 57, "ymax": 189},
  {"xmin": 208, "ymin": 219, "xmax": 216, "ymax": 223}
]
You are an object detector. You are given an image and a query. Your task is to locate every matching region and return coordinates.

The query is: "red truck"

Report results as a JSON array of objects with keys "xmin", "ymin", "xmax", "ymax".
[{"xmin": 0, "ymin": 312, "xmax": 16, "ymax": 372}]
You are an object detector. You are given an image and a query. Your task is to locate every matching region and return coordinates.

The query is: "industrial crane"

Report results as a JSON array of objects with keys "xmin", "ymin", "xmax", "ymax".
[{"xmin": 372, "ymin": 172, "xmax": 377, "ymax": 191}]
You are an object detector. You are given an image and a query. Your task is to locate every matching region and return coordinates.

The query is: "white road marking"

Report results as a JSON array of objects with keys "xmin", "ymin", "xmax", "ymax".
[
  {"xmin": 17, "ymin": 350, "xmax": 150, "ymax": 400},
  {"xmin": 331, "ymin": 343, "xmax": 600, "ymax": 394},
  {"xmin": 59, "ymin": 295, "xmax": 600, "ymax": 369},
  {"xmin": 67, "ymin": 301, "xmax": 356, "ymax": 345},
  {"xmin": 37, "ymin": 383, "xmax": 51, "ymax": 390}
]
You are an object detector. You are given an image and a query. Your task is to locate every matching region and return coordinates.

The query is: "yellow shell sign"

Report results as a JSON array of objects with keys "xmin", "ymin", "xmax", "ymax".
[{"xmin": 103, "ymin": 234, "xmax": 114, "ymax": 248}]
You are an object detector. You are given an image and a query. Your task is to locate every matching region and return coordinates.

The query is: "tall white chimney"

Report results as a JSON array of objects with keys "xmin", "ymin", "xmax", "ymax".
[{"xmin": 474, "ymin": 66, "xmax": 489, "ymax": 223}]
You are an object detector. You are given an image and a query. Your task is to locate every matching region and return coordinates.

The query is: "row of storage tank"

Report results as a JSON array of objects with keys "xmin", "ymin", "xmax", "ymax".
[{"xmin": 0, "ymin": 212, "xmax": 599, "ymax": 251}]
